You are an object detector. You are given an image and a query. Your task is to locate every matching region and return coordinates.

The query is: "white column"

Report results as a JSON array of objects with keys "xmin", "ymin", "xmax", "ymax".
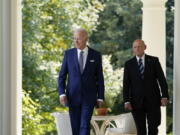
[
  {"xmin": 141, "ymin": 0, "xmax": 167, "ymax": 135},
  {"xmin": 0, "ymin": 0, "xmax": 22, "ymax": 134},
  {"xmin": 0, "ymin": 0, "xmax": 3, "ymax": 134},
  {"xmin": 173, "ymin": 0, "xmax": 180, "ymax": 134},
  {"xmin": 0, "ymin": 0, "xmax": 11, "ymax": 134}
]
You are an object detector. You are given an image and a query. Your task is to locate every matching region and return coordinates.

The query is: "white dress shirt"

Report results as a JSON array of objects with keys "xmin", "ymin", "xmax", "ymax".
[
  {"xmin": 77, "ymin": 46, "xmax": 88, "ymax": 69},
  {"xmin": 136, "ymin": 54, "xmax": 145, "ymax": 68},
  {"xmin": 60, "ymin": 46, "xmax": 103, "ymax": 102}
]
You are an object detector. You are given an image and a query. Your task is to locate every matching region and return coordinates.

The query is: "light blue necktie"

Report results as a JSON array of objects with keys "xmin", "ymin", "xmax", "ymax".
[{"xmin": 79, "ymin": 51, "xmax": 84, "ymax": 74}]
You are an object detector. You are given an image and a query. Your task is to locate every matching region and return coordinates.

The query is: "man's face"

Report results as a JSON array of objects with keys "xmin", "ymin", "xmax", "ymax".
[
  {"xmin": 73, "ymin": 31, "xmax": 87, "ymax": 50},
  {"xmin": 132, "ymin": 41, "xmax": 146, "ymax": 57}
]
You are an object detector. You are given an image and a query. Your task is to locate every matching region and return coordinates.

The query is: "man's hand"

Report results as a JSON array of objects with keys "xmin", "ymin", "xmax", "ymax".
[
  {"xmin": 124, "ymin": 102, "xmax": 133, "ymax": 111},
  {"xmin": 59, "ymin": 95, "xmax": 68, "ymax": 106},
  {"xmin": 96, "ymin": 100, "xmax": 103, "ymax": 108},
  {"xmin": 161, "ymin": 98, "xmax": 168, "ymax": 106}
]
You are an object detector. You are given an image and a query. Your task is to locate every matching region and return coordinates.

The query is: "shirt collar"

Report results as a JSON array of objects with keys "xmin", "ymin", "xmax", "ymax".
[
  {"xmin": 77, "ymin": 46, "xmax": 88, "ymax": 54},
  {"xmin": 136, "ymin": 54, "xmax": 145, "ymax": 61}
]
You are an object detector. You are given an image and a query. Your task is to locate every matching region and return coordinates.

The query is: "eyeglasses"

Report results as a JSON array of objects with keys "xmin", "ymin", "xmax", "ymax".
[{"xmin": 73, "ymin": 38, "xmax": 84, "ymax": 41}]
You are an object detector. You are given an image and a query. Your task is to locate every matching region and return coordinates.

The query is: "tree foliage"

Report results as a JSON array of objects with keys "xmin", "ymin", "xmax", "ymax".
[
  {"xmin": 22, "ymin": 90, "xmax": 55, "ymax": 135},
  {"xmin": 90, "ymin": 0, "xmax": 142, "ymax": 68},
  {"xmin": 102, "ymin": 55, "xmax": 123, "ymax": 109}
]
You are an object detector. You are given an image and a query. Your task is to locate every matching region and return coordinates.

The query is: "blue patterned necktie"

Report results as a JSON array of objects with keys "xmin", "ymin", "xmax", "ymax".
[
  {"xmin": 79, "ymin": 51, "xmax": 84, "ymax": 74},
  {"xmin": 138, "ymin": 58, "xmax": 144, "ymax": 79}
]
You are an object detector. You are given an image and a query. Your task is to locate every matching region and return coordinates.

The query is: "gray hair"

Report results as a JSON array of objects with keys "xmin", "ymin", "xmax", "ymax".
[{"xmin": 73, "ymin": 28, "xmax": 88, "ymax": 37}]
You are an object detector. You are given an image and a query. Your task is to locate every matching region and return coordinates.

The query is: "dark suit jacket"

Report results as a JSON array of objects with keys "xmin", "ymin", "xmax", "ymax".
[
  {"xmin": 58, "ymin": 47, "xmax": 105, "ymax": 106},
  {"xmin": 123, "ymin": 54, "xmax": 169, "ymax": 109}
]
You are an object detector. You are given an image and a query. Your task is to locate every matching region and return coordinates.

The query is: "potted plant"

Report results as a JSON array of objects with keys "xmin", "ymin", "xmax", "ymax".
[
  {"xmin": 96, "ymin": 100, "xmax": 109, "ymax": 116},
  {"xmin": 95, "ymin": 91, "xmax": 120, "ymax": 116}
]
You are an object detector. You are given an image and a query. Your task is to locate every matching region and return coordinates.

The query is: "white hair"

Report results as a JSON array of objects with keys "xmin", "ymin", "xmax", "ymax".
[{"xmin": 73, "ymin": 28, "xmax": 88, "ymax": 37}]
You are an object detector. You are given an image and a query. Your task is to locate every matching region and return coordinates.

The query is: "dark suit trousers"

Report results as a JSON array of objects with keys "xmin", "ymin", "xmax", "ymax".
[
  {"xmin": 69, "ymin": 102, "xmax": 95, "ymax": 135},
  {"xmin": 132, "ymin": 97, "xmax": 161, "ymax": 135}
]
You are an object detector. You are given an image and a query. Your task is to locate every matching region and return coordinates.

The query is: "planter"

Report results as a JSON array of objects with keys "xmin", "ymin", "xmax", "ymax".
[{"xmin": 96, "ymin": 108, "xmax": 108, "ymax": 116}]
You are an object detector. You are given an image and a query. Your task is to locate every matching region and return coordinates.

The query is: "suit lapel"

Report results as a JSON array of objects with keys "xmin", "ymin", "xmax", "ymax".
[
  {"xmin": 82, "ymin": 47, "xmax": 92, "ymax": 75},
  {"xmin": 144, "ymin": 54, "xmax": 149, "ymax": 79},
  {"xmin": 73, "ymin": 48, "xmax": 81, "ymax": 74},
  {"xmin": 132, "ymin": 56, "xmax": 142, "ymax": 79}
]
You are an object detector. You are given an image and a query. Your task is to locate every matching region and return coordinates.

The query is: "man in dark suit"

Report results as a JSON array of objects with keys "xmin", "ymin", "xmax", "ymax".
[
  {"xmin": 58, "ymin": 28, "xmax": 105, "ymax": 135},
  {"xmin": 123, "ymin": 39, "xmax": 169, "ymax": 135}
]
